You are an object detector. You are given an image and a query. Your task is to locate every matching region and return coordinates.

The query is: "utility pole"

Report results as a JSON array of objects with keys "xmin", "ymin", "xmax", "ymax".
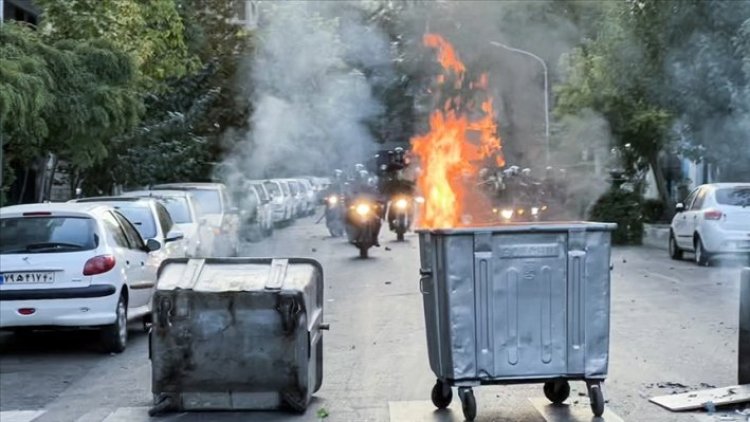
[{"xmin": 489, "ymin": 41, "xmax": 550, "ymax": 166}]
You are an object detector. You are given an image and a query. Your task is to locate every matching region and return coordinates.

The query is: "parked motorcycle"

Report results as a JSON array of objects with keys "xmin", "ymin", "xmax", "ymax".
[
  {"xmin": 344, "ymin": 196, "xmax": 382, "ymax": 258},
  {"xmin": 387, "ymin": 195, "xmax": 413, "ymax": 241},
  {"xmin": 324, "ymin": 194, "xmax": 345, "ymax": 237}
]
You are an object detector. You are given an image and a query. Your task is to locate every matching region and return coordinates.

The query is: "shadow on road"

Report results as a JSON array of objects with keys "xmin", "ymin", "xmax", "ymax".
[{"xmin": 0, "ymin": 325, "xmax": 148, "ymax": 356}]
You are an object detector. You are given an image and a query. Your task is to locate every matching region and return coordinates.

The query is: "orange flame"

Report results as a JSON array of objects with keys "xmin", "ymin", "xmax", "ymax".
[{"xmin": 411, "ymin": 34, "xmax": 504, "ymax": 229}]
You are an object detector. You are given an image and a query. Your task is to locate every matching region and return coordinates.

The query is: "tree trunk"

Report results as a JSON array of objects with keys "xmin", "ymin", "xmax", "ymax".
[
  {"xmin": 19, "ymin": 167, "xmax": 29, "ymax": 204},
  {"xmin": 648, "ymin": 152, "xmax": 674, "ymax": 217}
]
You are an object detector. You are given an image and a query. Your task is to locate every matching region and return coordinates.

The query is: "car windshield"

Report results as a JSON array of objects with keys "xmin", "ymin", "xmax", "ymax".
[
  {"xmin": 188, "ymin": 189, "xmax": 222, "ymax": 214},
  {"xmin": 158, "ymin": 196, "xmax": 192, "ymax": 223},
  {"xmin": 264, "ymin": 182, "xmax": 281, "ymax": 197},
  {"xmin": 114, "ymin": 204, "xmax": 157, "ymax": 239},
  {"xmin": 716, "ymin": 187, "xmax": 750, "ymax": 206},
  {"xmin": 0, "ymin": 216, "xmax": 97, "ymax": 254}
]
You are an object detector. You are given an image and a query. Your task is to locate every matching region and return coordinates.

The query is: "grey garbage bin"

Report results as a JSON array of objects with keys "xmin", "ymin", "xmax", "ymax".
[
  {"xmin": 149, "ymin": 257, "xmax": 327, "ymax": 415},
  {"xmin": 418, "ymin": 222, "xmax": 616, "ymax": 420}
]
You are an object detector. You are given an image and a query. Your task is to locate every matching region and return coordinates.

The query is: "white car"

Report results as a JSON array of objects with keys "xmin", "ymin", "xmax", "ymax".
[
  {"xmin": 71, "ymin": 197, "xmax": 186, "ymax": 260},
  {"xmin": 120, "ymin": 190, "xmax": 208, "ymax": 257},
  {"xmin": 151, "ymin": 183, "xmax": 240, "ymax": 257},
  {"xmin": 670, "ymin": 183, "xmax": 750, "ymax": 265},
  {"xmin": 0, "ymin": 203, "xmax": 163, "ymax": 353},
  {"xmin": 263, "ymin": 179, "xmax": 294, "ymax": 224},
  {"xmin": 247, "ymin": 182, "xmax": 274, "ymax": 236},
  {"xmin": 298, "ymin": 179, "xmax": 317, "ymax": 216}
]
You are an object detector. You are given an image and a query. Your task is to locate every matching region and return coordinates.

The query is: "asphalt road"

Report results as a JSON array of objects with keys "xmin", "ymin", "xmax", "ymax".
[{"xmin": 0, "ymin": 214, "xmax": 745, "ymax": 422}]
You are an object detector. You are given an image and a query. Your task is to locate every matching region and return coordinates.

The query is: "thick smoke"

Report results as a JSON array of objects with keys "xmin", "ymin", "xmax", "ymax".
[{"xmin": 224, "ymin": 1, "xmax": 391, "ymax": 180}]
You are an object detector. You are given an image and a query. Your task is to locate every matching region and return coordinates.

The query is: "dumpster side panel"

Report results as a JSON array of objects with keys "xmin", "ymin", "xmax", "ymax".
[
  {"xmin": 419, "ymin": 233, "xmax": 449, "ymax": 378},
  {"xmin": 150, "ymin": 258, "xmax": 324, "ymax": 411},
  {"xmin": 583, "ymin": 230, "xmax": 612, "ymax": 378},
  {"xmin": 483, "ymin": 233, "xmax": 568, "ymax": 378},
  {"xmin": 441, "ymin": 234, "xmax": 478, "ymax": 380}
]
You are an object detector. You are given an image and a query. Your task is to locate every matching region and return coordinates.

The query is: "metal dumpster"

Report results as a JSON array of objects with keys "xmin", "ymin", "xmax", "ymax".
[
  {"xmin": 149, "ymin": 258, "xmax": 327, "ymax": 415},
  {"xmin": 418, "ymin": 222, "xmax": 616, "ymax": 420}
]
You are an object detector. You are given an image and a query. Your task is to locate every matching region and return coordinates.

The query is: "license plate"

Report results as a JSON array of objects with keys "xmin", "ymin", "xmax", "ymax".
[{"xmin": 0, "ymin": 272, "xmax": 56, "ymax": 284}]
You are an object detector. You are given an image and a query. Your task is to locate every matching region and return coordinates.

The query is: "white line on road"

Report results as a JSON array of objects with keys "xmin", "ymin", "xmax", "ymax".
[
  {"xmin": 0, "ymin": 410, "xmax": 46, "ymax": 422},
  {"xmin": 646, "ymin": 271, "xmax": 682, "ymax": 284}
]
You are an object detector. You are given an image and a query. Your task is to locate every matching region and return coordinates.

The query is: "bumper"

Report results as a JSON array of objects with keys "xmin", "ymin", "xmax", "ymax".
[
  {"xmin": 0, "ymin": 285, "xmax": 119, "ymax": 328},
  {"xmin": 701, "ymin": 228, "xmax": 750, "ymax": 254}
]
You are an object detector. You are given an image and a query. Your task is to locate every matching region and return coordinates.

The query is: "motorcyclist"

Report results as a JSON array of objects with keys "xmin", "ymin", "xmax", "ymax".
[{"xmin": 346, "ymin": 169, "xmax": 383, "ymax": 247}]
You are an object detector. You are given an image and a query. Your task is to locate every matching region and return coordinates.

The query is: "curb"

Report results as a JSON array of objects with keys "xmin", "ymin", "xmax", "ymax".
[{"xmin": 643, "ymin": 224, "xmax": 670, "ymax": 251}]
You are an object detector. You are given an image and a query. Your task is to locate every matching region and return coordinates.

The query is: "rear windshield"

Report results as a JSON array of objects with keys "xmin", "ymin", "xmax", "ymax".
[
  {"xmin": 188, "ymin": 189, "xmax": 222, "ymax": 214},
  {"xmin": 158, "ymin": 197, "xmax": 191, "ymax": 224},
  {"xmin": 264, "ymin": 181, "xmax": 281, "ymax": 197},
  {"xmin": 0, "ymin": 217, "xmax": 97, "ymax": 254},
  {"xmin": 716, "ymin": 187, "xmax": 750, "ymax": 206},
  {"xmin": 114, "ymin": 204, "xmax": 157, "ymax": 239}
]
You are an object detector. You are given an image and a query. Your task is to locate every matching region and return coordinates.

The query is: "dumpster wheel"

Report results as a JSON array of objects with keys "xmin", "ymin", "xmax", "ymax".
[
  {"xmin": 543, "ymin": 380, "xmax": 570, "ymax": 404},
  {"xmin": 587, "ymin": 382, "xmax": 605, "ymax": 417},
  {"xmin": 458, "ymin": 387, "xmax": 476, "ymax": 421},
  {"xmin": 430, "ymin": 379, "xmax": 452, "ymax": 409}
]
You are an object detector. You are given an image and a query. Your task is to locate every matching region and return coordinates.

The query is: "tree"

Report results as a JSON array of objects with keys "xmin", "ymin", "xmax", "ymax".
[{"xmin": 36, "ymin": 0, "xmax": 196, "ymax": 90}]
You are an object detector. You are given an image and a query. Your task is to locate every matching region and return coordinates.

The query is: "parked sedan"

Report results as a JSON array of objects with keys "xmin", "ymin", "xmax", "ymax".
[
  {"xmin": 70, "ymin": 197, "xmax": 186, "ymax": 259},
  {"xmin": 151, "ymin": 183, "xmax": 240, "ymax": 257},
  {"xmin": 247, "ymin": 182, "xmax": 274, "ymax": 236},
  {"xmin": 298, "ymin": 178, "xmax": 317, "ymax": 216},
  {"xmin": 263, "ymin": 179, "xmax": 294, "ymax": 224},
  {"xmin": 0, "ymin": 203, "xmax": 162, "ymax": 353},
  {"xmin": 670, "ymin": 183, "xmax": 750, "ymax": 265},
  {"xmin": 120, "ymin": 190, "xmax": 208, "ymax": 257}
]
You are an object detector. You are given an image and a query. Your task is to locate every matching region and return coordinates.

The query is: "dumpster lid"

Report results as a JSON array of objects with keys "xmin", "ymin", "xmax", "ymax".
[{"xmin": 416, "ymin": 221, "xmax": 617, "ymax": 235}]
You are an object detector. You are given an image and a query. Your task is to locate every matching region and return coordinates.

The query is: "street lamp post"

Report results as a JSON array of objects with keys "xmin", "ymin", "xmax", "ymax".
[{"xmin": 489, "ymin": 41, "xmax": 550, "ymax": 166}]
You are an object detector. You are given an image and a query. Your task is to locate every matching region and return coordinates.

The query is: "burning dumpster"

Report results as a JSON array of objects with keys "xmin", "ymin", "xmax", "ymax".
[
  {"xmin": 149, "ymin": 258, "xmax": 327, "ymax": 415},
  {"xmin": 418, "ymin": 222, "xmax": 616, "ymax": 420}
]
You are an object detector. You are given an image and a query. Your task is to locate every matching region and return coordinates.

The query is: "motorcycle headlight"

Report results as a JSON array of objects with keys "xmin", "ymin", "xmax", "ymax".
[
  {"xmin": 395, "ymin": 198, "xmax": 408, "ymax": 209},
  {"xmin": 500, "ymin": 209, "xmax": 513, "ymax": 220},
  {"xmin": 517, "ymin": 208, "xmax": 525, "ymax": 216},
  {"xmin": 531, "ymin": 207, "xmax": 540, "ymax": 216},
  {"xmin": 328, "ymin": 195, "xmax": 338, "ymax": 205},
  {"xmin": 541, "ymin": 205, "xmax": 548, "ymax": 211},
  {"xmin": 415, "ymin": 196, "xmax": 425, "ymax": 204},
  {"xmin": 355, "ymin": 203, "xmax": 371, "ymax": 216}
]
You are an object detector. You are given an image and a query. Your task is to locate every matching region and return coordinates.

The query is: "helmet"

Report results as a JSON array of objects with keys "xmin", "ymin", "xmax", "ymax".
[
  {"xmin": 358, "ymin": 170, "xmax": 369, "ymax": 180},
  {"xmin": 478, "ymin": 168, "xmax": 489, "ymax": 179},
  {"xmin": 521, "ymin": 168, "xmax": 531, "ymax": 177},
  {"xmin": 509, "ymin": 165, "xmax": 520, "ymax": 175},
  {"xmin": 503, "ymin": 168, "xmax": 513, "ymax": 177},
  {"xmin": 333, "ymin": 169, "xmax": 343, "ymax": 179},
  {"xmin": 354, "ymin": 163, "xmax": 364, "ymax": 172}
]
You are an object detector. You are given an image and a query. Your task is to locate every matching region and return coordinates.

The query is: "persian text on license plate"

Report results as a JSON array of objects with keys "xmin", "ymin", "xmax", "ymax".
[{"xmin": 0, "ymin": 272, "xmax": 55, "ymax": 284}]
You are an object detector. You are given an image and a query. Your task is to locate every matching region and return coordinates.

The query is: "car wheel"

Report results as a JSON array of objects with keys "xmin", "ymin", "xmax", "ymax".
[
  {"xmin": 694, "ymin": 236, "xmax": 710, "ymax": 266},
  {"xmin": 669, "ymin": 232, "xmax": 683, "ymax": 260},
  {"xmin": 100, "ymin": 293, "xmax": 128, "ymax": 353}
]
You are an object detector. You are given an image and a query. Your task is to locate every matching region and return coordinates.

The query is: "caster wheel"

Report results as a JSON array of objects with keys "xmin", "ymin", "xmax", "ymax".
[
  {"xmin": 543, "ymin": 380, "xmax": 571, "ymax": 404},
  {"xmin": 587, "ymin": 382, "xmax": 605, "ymax": 417},
  {"xmin": 459, "ymin": 388, "xmax": 476, "ymax": 421},
  {"xmin": 430, "ymin": 380, "xmax": 452, "ymax": 409}
]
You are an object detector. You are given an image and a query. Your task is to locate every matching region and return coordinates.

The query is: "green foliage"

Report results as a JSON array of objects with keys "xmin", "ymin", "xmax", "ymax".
[
  {"xmin": 589, "ymin": 188, "xmax": 643, "ymax": 245},
  {"xmin": 36, "ymin": 0, "xmax": 197, "ymax": 90},
  {"xmin": 641, "ymin": 198, "xmax": 666, "ymax": 224}
]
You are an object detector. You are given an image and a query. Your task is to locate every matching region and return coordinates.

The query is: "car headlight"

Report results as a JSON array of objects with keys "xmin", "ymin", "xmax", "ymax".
[
  {"xmin": 395, "ymin": 198, "xmax": 408, "ymax": 209},
  {"xmin": 355, "ymin": 203, "xmax": 371, "ymax": 216},
  {"xmin": 500, "ymin": 209, "xmax": 513, "ymax": 220},
  {"xmin": 531, "ymin": 207, "xmax": 539, "ymax": 216},
  {"xmin": 328, "ymin": 195, "xmax": 338, "ymax": 205}
]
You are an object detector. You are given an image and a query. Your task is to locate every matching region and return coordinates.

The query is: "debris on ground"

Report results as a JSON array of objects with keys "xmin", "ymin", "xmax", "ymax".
[
  {"xmin": 384, "ymin": 281, "xmax": 391, "ymax": 285},
  {"xmin": 317, "ymin": 407, "xmax": 329, "ymax": 419},
  {"xmin": 385, "ymin": 246, "xmax": 392, "ymax": 251}
]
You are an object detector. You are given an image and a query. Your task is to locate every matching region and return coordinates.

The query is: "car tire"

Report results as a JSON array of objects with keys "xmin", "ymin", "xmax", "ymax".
[
  {"xmin": 669, "ymin": 232, "xmax": 683, "ymax": 260},
  {"xmin": 100, "ymin": 293, "xmax": 128, "ymax": 354},
  {"xmin": 694, "ymin": 236, "xmax": 710, "ymax": 266}
]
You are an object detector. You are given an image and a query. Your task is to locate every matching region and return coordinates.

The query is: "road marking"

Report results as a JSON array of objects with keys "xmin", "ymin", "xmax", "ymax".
[
  {"xmin": 529, "ymin": 397, "xmax": 625, "ymax": 422},
  {"xmin": 0, "ymin": 410, "xmax": 46, "ymax": 422},
  {"xmin": 646, "ymin": 271, "xmax": 682, "ymax": 284}
]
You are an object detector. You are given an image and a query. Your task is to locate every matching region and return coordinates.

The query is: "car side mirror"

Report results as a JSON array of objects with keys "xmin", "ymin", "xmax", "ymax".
[
  {"xmin": 145, "ymin": 238, "xmax": 162, "ymax": 252},
  {"xmin": 675, "ymin": 203, "xmax": 685, "ymax": 213},
  {"xmin": 165, "ymin": 230, "xmax": 184, "ymax": 243}
]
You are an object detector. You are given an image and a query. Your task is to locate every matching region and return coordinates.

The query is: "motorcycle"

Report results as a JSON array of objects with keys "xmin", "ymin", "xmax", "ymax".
[
  {"xmin": 344, "ymin": 196, "xmax": 382, "ymax": 258},
  {"xmin": 324, "ymin": 194, "xmax": 345, "ymax": 237},
  {"xmin": 387, "ymin": 195, "xmax": 413, "ymax": 241}
]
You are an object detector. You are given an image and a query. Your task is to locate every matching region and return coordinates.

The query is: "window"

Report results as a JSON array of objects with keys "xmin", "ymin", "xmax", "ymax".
[
  {"xmin": 114, "ymin": 204, "xmax": 157, "ymax": 239},
  {"xmin": 691, "ymin": 187, "xmax": 708, "ymax": 210},
  {"xmin": 253, "ymin": 184, "xmax": 270, "ymax": 202},
  {"xmin": 113, "ymin": 212, "xmax": 146, "ymax": 250},
  {"xmin": 288, "ymin": 182, "xmax": 299, "ymax": 195},
  {"xmin": 189, "ymin": 189, "xmax": 222, "ymax": 214},
  {"xmin": 716, "ymin": 187, "xmax": 750, "ymax": 206},
  {"xmin": 264, "ymin": 181, "xmax": 281, "ymax": 197},
  {"xmin": 221, "ymin": 188, "xmax": 232, "ymax": 211},
  {"xmin": 683, "ymin": 188, "xmax": 699, "ymax": 209},
  {"xmin": 0, "ymin": 216, "xmax": 97, "ymax": 254},
  {"xmin": 158, "ymin": 196, "xmax": 191, "ymax": 224},
  {"xmin": 101, "ymin": 212, "xmax": 130, "ymax": 249},
  {"xmin": 155, "ymin": 203, "xmax": 174, "ymax": 235}
]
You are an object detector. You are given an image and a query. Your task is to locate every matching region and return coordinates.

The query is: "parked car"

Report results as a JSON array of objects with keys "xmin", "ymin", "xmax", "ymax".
[
  {"xmin": 70, "ymin": 197, "xmax": 186, "ymax": 260},
  {"xmin": 263, "ymin": 179, "xmax": 294, "ymax": 224},
  {"xmin": 298, "ymin": 178, "xmax": 317, "ymax": 216},
  {"xmin": 150, "ymin": 183, "xmax": 240, "ymax": 257},
  {"xmin": 281, "ymin": 179, "xmax": 305, "ymax": 218},
  {"xmin": 0, "ymin": 203, "xmax": 163, "ymax": 352},
  {"xmin": 120, "ymin": 190, "xmax": 208, "ymax": 257},
  {"xmin": 231, "ymin": 181, "xmax": 261, "ymax": 241},
  {"xmin": 247, "ymin": 182, "xmax": 274, "ymax": 237},
  {"xmin": 670, "ymin": 183, "xmax": 750, "ymax": 265}
]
